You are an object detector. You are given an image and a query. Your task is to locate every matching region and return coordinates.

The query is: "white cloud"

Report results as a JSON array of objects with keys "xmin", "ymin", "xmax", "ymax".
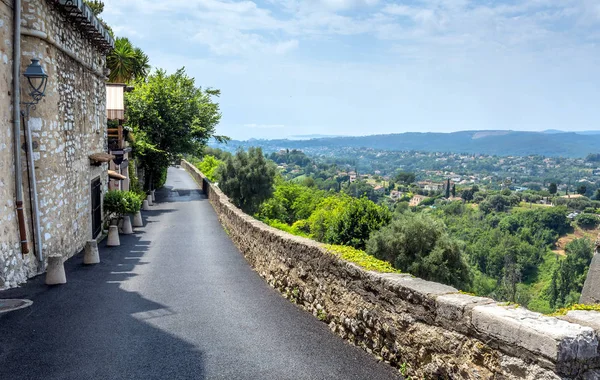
[{"xmin": 192, "ymin": 28, "xmax": 298, "ymax": 56}]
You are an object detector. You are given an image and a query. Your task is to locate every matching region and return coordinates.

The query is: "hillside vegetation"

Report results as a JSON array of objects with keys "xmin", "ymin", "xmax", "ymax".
[{"xmin": 192, "ymin": 147, "xmax": 598, "ymax": 314}]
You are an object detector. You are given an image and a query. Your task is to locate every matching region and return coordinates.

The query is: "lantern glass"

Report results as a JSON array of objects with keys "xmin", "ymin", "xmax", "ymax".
[{"xmin": 23, "ymin": 59, "xmax": 48, "ymax": 102}]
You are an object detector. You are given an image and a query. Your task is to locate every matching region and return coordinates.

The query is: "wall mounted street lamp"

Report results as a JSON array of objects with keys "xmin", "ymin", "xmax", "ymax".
[
  {"xmin": 19, "ymin": 58, "xmax": 48, "ymax": 269},
  {"xmin": 21, "ymin": 59, "xmax": 48, "ymax": 116}
]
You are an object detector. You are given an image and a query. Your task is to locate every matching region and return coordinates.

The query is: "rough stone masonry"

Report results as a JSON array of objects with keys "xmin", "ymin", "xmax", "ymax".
[
  {"xmin": 184, "ymin": 160, "xmax": 600, "ymax": 380},
  {"xmin": 0, "ymin": 0, "xmax": 109, "ymax": 289}
]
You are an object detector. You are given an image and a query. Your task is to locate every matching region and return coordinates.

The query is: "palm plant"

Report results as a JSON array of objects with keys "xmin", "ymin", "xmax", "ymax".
[{"xmin": 107, "ymin": 37, "xmax": 150, "ymax": 83}]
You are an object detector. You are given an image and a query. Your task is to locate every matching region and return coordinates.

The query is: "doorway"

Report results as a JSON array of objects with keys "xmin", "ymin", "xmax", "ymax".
[{"xmin": 91, "ymin": 177, "xmax": 102, "ymax": 238}]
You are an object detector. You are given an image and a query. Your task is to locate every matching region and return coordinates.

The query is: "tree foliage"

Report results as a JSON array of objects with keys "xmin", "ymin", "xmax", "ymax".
[
  {"xmin": 367, "ymin": 213, "xmax": 471, "ymax": 289},
  {"xmin": 549, "ymin": 238, "xmax": 594, "ymax": 308},
  {"xmin": 107, "ymin": 37, "xmax": 150, "ymax": 83},
  {"xmin": 126, "ymin": 68, "xmax": 225, "ymax": 188},
  {"xmin": 327, "ymin": 197, "xmax": 391, "ymax": 249},
  {"xmin": 216, "ymin": 148, "xmax": 276, "ymax": 214},
  {"xmin": 394, "ymin": 171, "xmax": 416, "ymax": 185},
  {"xmin": 196, "ymin": 155, "xmax": 222, "ymax": 183},
  {"xmin": 576, "ymin": 213, "xmax": 600, "ymax": 229}
]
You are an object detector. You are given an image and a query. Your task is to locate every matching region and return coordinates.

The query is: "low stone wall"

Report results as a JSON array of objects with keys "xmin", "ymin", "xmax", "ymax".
[{"xmin": 182, "ymin": 161, "xmax": 600, "ymax": 379}]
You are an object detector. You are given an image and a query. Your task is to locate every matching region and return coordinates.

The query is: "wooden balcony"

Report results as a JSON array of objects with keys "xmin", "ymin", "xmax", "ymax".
[{"xmin": 107, "ymin": 125, "xmax": 124, "ymax": 150}]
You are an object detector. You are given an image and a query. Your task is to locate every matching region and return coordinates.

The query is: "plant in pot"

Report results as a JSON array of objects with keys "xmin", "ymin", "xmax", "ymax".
[
  {"xmin": 104, "ymin": 190, "xmax": 127, "ymax": 246},
  {"xmin": 123, "ymin": 191, "xmax": 143, "ymax": 230}
]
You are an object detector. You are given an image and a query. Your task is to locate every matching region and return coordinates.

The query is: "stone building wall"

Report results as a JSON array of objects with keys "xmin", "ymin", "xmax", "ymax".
[
  {"xmin": 183, "ymin": 160, "xmax": 600, "ymax": 380},
  {"xmin": 0, "ymin": 0, "xmax": 109, "ymax": 289},
  {"xmin": 0, "ymin": 0, "xmax": 30, "ymax": 288}
]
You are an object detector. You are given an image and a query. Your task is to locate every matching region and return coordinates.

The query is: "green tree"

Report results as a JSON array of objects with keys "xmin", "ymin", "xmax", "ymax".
[
  {"xmin": 327, "ymin": 197, "xmax": 391, "ymax": 249},
  {"xmin": 107, "ymin": 37, "xmax": 150, "ymax": 83},
  {"xmin": 126, "ymin": 68, "xmax": 226, "ymax": 188},
  {"xmin": 445, "ymin": 179, "xmax": 451, "ymax": 198},
  {"xmin": 549, "ymin": 183, "xmax": 557, "ymax": 195},
  {"xmin": 461, "ymin": 189, "xmax": 474, "ymax": 202},
  {"xmin": 575, "ymin": 213, "xmax": 600, "ymax": 229},
  {"xmin": 343, "ymin": 180, "xmax": 378, "ymax": 202},
  {"xmin": 196, "ymin": 155, "xmax": 222, "ymax": 182},
  {"xmin": 479, "ymin": 194, "xmax": 513, "ymax": 213},
  {"xmin": 395, "ymin": 171, "xmax": 416, "ymax": 185},
  {"xmin": 257, "ymin": 181, "xmax": 324, "ymax": 224},
  {"xmin": 216, "ymin": 148, "xmax": 276, "ymax": 214},
  {"xmin": 550, "ymin": 238, "xmax": 594, "ymax": 308},
  {"xmin": 577, "ymin": 185, "xmax": 587, "ymax": 196},
  {"xmin": 307, "ymin": 196, "xmax": 349, "ymax": 242},
  {"xmin": 367, "ymin": 213, "xmax": 471, "ymax": 289}
]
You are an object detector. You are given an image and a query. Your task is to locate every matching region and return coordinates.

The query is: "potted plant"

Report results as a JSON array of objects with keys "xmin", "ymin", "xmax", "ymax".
[
  {"xmin": 122, "ymin": 191, "xmax": 143, "ymax": 232},
  {"xmin": 103, "ymin": 190, "xmax": 127, "ymax": 246}
]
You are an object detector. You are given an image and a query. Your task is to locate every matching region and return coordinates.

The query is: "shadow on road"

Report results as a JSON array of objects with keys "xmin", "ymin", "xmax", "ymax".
[{"xmin": 0, "ymin": 205, "xmax": 206, "ymax": 380}]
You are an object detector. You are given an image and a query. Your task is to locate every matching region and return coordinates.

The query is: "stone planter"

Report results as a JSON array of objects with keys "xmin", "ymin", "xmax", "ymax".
[
  {"xmin": 132, "ymin": 211, "xmax": 143, "ymax": 227},
  {"xmin": 146, "ymin": 194, "xmax": 153, "ymax": 206},
  {"xmin": 142, "ymin": 200, "xmax": 150, "ymax": 211},
  {"xmin": 107, "ymin": 225, "xmax": 120, "ymax": 247},
  {"xmin": 83, "ymin": 240, "xmax": 100, "ymax": 264},
  {"xmin": 121, "ymin": 215, "xmax": 133, "ymax": 235},
  {"xmin": 46, "ymin": 256, "xmax": 66, "ymax": 285}
]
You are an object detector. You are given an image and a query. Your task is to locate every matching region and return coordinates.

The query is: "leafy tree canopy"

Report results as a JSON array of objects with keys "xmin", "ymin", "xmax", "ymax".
[
  {"xmin": 394, "ymin": 171, "xmax": 416, "ymax": 185},
  {"xmin": 367, "ymin": 213, "xmax": 471, "ymax": 289},
  {"xmin": 107, "ymin": 37, "xmax": 150, "ymax": 83},
  {"xmin": 216, "ymin": 148, "xmax": 276, "ymax": 214},
  {"xmin": 126, "ymin": 68, "xmax": 226, "ymax": 188}
]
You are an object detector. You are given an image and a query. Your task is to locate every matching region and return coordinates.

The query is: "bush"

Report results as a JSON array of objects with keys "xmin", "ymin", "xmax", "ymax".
[
  {"xmin": 216, "ymin": 147, "xmax": 277, "ymax": 214},
  {"xmin": 122, "ymin": 191, "xmax": 143, "ymax": 214},
  {"xmin": 325, "ymin": 196, "xmax": 392, "ymax": 250},
  {"xmin": 128, "ymin": 160, "xmax": 146, "ymax": 198},
  {"xmin": 104, "ymin": 190, "xmax": 143, "ymax": 217},
  {"xmin": 366, "ymin": 212, "xmax": 471, "ymax": 289},
  {"xmin": 104, "ymin": 190, "xmax": 127, "ymax": 216},
  {"xmin": 196, "ymin": 155, "xmax": 222, "ymax": 182},
  {"xmin": 325, "ymin": 245, "xmax": 400, "ymax": 273},
  {"xmin": 576, "ymin": 213, "xmax": 600, "ymax": 229}
]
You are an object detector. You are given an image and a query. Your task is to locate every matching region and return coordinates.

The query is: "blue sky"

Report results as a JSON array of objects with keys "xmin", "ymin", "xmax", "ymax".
[{"xmin": 102, "ymin": 0, "xmax": 600, "ymax": 140}]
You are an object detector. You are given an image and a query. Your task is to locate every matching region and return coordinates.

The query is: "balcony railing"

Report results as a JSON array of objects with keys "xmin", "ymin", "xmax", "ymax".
[
  {"xmin": 107, "ymin": 125, "xmax": 124, "ymax": 150},
  {"xmin": 52, "ymin": 0, "xmax": 114, "ymax": 52}
]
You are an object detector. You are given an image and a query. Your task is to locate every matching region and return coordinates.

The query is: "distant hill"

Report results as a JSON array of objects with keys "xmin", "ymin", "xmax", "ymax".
[{"xmin": 217, "ymin": 131, "xmax": 600, "ymax": 158}]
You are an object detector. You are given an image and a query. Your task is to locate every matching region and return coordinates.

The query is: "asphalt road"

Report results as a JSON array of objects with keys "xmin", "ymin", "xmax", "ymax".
[{"xmin": 0, "ymin": 167, "xmax": 401, "ymax": 380}]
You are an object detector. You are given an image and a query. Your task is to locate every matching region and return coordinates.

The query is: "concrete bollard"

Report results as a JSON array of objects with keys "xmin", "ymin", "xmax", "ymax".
[
  {"xmin": 132, "ymin": 211, "xmax": 143, "ymax": 227},
  {"xmin": 142, "ymin": 200, "xmax": 150, "ymax": 211},
  {"xmin": 83, "ymin": 240, "xmax": 100, "ymax": 265},
  {"xmin": 121, "ymin": 215, "xmax": 133, "ymax": 235},
  {"xmin": 146, "ymin": 194, "xmax": 153, "ymax": 206},
  {"xmin": 107, "ymin": 225, "xmax": 120, "ymax": 247},
  {"xmin": 151, "ymin": 190, "xmax": 156, "ymax": 202},
  {"xmin": 46, "ymin": 256, "xmax": 66, "ymax": 285}
]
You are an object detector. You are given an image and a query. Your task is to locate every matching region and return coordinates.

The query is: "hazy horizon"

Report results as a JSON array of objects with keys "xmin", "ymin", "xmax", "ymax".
[{"xmin": 230, "ymin": 129, "xmax": 600, "ymax": 142}]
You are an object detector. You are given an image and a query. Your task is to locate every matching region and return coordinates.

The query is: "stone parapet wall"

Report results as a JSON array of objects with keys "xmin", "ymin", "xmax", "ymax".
[{"xmin": 182, "ymin": 161, "xmax": 600, "ymax": 379}]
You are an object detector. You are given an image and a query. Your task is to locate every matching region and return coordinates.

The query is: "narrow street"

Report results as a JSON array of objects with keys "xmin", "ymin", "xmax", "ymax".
[{"xmin": 0, "ymin": 167, "xmax": 400, "ymax": 380}]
